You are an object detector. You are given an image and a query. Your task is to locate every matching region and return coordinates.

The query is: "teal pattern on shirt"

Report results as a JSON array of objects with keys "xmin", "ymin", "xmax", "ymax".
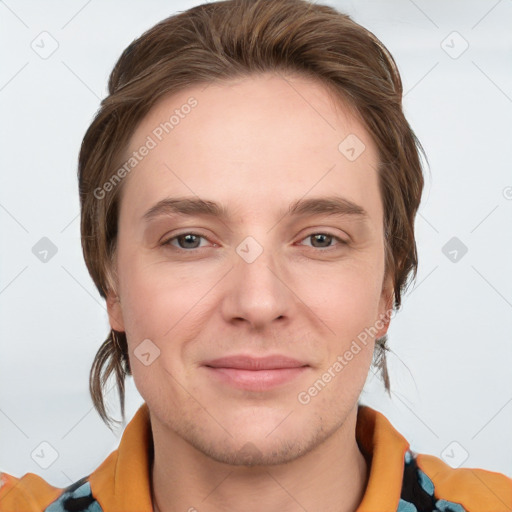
[{"xmin": 397, "ymin": 450, "xmax": 466, "ymax": 512}]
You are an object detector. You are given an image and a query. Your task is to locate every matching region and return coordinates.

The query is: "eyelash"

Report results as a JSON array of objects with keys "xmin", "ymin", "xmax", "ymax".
[{"xmin": 161, "ymin": 231, "xmax": 348, "ymax": 252}]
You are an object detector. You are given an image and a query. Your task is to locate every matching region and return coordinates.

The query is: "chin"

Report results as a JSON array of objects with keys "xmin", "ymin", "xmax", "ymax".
[{"xmin": 199, "ymin": 435, "xmax": 311, "ymax": 467}]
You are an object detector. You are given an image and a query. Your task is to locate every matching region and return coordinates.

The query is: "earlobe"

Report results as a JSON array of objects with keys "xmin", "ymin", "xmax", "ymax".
[
  {"xmin": 381, "ymin": 272, "xmax": 394, "ymax": 310},
  {"xmin": 106, "ymin": 292, "xmax": 125, "ymax": 332},
  {"xmin": 376, "ymin": 275, "xmax": 394, "ymax": 338}
]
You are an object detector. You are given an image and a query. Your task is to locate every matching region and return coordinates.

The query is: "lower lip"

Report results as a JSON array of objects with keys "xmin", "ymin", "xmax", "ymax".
[{"xmin": 203, "ymin": 366, "xmax": 309, "ymax": 391}]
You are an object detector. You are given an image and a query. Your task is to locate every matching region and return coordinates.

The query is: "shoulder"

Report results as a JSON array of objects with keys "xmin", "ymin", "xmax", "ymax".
[
  {"xmin": 0, "ymin": 471, "xmax": 103, "ymax": 512},
  {"xmin": 399, "ymin": 450, "xmax": 512, "ymax": 512}
]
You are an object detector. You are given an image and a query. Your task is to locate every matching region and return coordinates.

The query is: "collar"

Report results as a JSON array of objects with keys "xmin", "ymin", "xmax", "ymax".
[
  {"xmin": 88, "ymin": 402, "xmax": 409, "ymax": 512},
  {"xmin": 355, "ymin": 404, "xmax": 410, "ymax": 511}
]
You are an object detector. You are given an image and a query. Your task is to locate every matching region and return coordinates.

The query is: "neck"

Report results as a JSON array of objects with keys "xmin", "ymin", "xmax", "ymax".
[{"xmin": 150, "ymin": 406, "xmax": 369, "ymax": 512}]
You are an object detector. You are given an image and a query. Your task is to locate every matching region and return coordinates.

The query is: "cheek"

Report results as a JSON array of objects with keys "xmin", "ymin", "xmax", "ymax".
[
  {"xmin": 117, "ymin": 251, "xmax": 220, "ymax": 352},
  {"xmin": 120, "ymin": 267, "xmax": 191, "ymax": 338},
  {"xmin": 294, "ymin": 259, "xmax": 383, "ymax": 338}
]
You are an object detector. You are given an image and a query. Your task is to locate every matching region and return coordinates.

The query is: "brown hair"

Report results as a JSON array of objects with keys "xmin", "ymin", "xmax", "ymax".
[{"xmin": 79, "ymin": 0, "xmax": 426, "ymax": 430}]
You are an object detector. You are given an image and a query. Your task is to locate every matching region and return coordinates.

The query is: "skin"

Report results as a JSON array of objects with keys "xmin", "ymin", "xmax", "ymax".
[{"xmin": 107, "ymin": 72, "xmax": 394, "ymax": 512}]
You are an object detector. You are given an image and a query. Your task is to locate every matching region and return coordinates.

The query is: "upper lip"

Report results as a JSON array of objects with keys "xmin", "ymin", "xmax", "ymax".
[{"xmin": 203, "ymin": 355, "xmax": 309, "ymax": 370}]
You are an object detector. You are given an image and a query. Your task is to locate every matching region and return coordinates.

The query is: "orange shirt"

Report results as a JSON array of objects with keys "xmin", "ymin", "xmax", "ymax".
[{"xmin": 1, "ymin": 403, "xmax": 510, "ymax": 511}]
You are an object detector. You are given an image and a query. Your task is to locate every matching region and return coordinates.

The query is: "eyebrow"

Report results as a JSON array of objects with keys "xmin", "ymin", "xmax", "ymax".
[{"xmin": 142, "ymin": 195, "xmax": 369, "ymax": 223}]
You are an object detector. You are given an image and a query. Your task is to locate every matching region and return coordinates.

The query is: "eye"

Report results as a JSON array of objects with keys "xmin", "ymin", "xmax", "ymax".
[
  {"xmin": 162, "ymin": 232, "xmax": 211, "ymax": 250},
  {"xmin": 161, "ymin": 231, "xmax": 347, "ymax": 252},
  {"xmin": 298, "ymin": 232, "xmax": 347, "ymax": 250}
]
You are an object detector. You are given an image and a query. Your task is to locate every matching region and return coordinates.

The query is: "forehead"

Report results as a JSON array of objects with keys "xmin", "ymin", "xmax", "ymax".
[{"xmin": 118, "ymin": 73, "xmax": 382, "ymax": 225}]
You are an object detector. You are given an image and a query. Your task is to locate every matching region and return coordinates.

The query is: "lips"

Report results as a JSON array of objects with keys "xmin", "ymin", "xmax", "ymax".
[
  {"xmin": 203, "ymin": 354, "xmax": 308, "ymax": 370},
  {"xmin": 202, "ymin": 354, "xmax": 310, "ymax": 391}
]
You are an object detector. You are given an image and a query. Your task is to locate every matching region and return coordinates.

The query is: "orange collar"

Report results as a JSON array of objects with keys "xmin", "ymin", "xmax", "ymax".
[
  {"xmin": 88, "ymin": 402, "xmax": 409, "ymax": 512},
  {"xmin": 355, "ymin": 405, "xmax": 410, "ymax": 511}
]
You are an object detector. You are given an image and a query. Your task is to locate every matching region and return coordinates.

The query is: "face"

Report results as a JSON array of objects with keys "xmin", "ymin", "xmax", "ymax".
[{"xmin": 107, "ymin": 72, "xmax": 393, "ymax": 465}]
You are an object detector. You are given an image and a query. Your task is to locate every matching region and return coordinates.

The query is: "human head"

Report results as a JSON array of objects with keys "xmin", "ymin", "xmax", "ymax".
[{"xmin": 79, "ymin": 0, "xmax": 425, "ymax": 430}]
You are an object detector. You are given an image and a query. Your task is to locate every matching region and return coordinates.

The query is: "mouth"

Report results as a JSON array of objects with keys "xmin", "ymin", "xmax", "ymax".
[{"xmin": 202, "ymin": 354, "xmax": 310, "ymax": 391}]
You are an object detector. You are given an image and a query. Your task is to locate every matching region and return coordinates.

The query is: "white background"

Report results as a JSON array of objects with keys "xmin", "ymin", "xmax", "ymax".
[{"xmin": 1, "ymin": 0, "xmax": 511, "ymax": 488}]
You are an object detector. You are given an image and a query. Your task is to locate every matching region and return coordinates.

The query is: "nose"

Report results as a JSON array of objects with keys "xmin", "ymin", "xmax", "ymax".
[{"xmin": 219, "ymin": 238, "xmax": 292, "ymax": 329}]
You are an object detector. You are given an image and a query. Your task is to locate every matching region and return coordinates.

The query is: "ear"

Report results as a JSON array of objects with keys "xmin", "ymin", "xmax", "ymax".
[
  {"xmin": 105, "ymin": 255, "xmax": 125, "ymax": 332},
  {"xmin": 106, "ymin": 290, "xmax": 125, "ymax": 332},
  {"xmin": 375, "ymin": 273, "xmax": 394, "ymax": 338}
]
